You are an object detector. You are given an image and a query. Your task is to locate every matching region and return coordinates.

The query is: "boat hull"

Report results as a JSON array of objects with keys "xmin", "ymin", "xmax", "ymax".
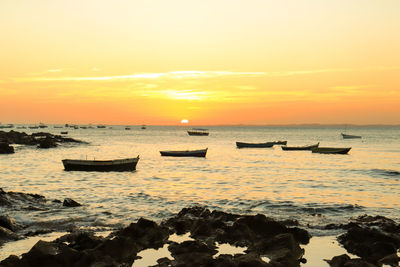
[
  {"xmin": 341, "ymin": 133, "xmax": 361, "ymax": 139},
  {"xmin": 62, "ymin": 157, "xmax": 139, "ymax": 171},
  {"xmin": 160, "ymin": 149, "xmax": 207, "ymax": 157},
  {"xmin": 236, "ymin": 142, "xmax": 274, "ymax": 148},
  {"xmin": 187, "ymin": 131, "xmax": 209, "ymax": 136},
  {"xmin": 311, "ymin": 147, "xmax": 351, "ymax": 154},
  {"xmin": 282, "ymin": 143, "xmax": 319, "ymax": 151}
]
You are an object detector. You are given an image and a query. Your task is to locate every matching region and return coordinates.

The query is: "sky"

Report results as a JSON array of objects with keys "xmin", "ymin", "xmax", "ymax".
[{"xmin": 1, "ymin": 0, "xmax": 399, "ymax": 125}]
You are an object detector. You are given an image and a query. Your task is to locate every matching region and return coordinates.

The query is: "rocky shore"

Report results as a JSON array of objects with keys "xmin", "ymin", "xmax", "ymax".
[
  {"xmin": 0, "ymin": 130, "xmax": 85, "ymax": 153},
  {"xmin": 0, "ymin": 188, "xmax": 399, "ymax": 266}
]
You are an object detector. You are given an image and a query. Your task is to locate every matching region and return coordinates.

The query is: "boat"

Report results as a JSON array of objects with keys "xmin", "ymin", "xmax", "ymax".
[
  {"xmin": 141, "ymin": 125, "xmax": 146, "ymax": 129},
  {"xmin": 236, "ymin": 142, "xmax": 274, "ymax": 148},
  {"xmin": 341, "ymin": 133, "xmax": 361, "ymax": 139},
  {"xmin": 28, "ymin": 126, "xmax": 39, "ymax": 129},
  {"xmin": 187, "ymin": 128, "xmax": 209, "ymax": 136},
  {"xmin": 311, "ymin": 147, "xmax": 351, "ymax": 154},
  {"xmin": 160, "ymin": 148, "xmax": 207, "ymax": 157},
  {"xmin": 273, "ymin": 141, "xmax": 287, "ymax": 145},
  {"xmin": 62, "ymin": 156, "xmax": 139, "ymax": 171},
  {"xmin": 125, "ymin": 127, "xmax": 131, "ymax": 130},
  {"xmin": 61, "ymin": 131, "xmax": 68, "ymax": 135},
  {"xmin": 97, "ymin": 125, "xmax": 106, "ymax": 128},
  {"xmin": 39, "ymin": 123, "xmax": 48, "ymax": 128},
  {"xmin": 282, "ymin": 143, "xmax": 319, "ymax": 151}
]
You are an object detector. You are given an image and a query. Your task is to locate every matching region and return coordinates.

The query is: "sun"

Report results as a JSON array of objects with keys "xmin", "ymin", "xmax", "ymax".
[{"xmin": 181, "ymin": 119, "xmax": 189, "ymax": 124}]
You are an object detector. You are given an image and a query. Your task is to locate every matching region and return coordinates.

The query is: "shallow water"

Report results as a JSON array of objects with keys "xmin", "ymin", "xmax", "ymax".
[{"xmin": 1, "ymin": 125, "xmax": 399, "ymax": 239}]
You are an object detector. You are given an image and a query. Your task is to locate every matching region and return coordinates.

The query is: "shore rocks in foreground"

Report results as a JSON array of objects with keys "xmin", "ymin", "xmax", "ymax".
[
  {"xmin": 324, "ymin": 214, "xmax": 400, "ymax": 267},
  {"xmin": 0, "ymin": 188, "xmax": 82, "ymax": 247},
  {"xmin": 0, "ymin": 207, "xmax": 310, "ymax": 267},
  {"xmin": 0, "ymin": 130, "xmax": 85, "ymax": 150}
]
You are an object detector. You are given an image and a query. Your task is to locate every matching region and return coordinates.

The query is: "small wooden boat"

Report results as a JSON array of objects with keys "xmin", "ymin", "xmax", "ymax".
[
  {"xmin": 62, "ymin": 156, "xmax": 139, "ymax": 171},
  {"xmin": 160, "ymin": 148, "xmax": 207, "ymax": 157},
  {"xmin": 341, "ymin": 133, "xmax": 361, "ymax": 139},
  {"xmin": 311, "ymin": 147, "xmax": 351, "ymax": 154},
  {"xmin": 282, "ymin": 143, "xmax": 319, "ymax": 151},
  {"xmin": 125, "ymin": 127, "xmax": 131, "ymax": 130},
  {"xmin": 236, "ymin": 142, "xmax": 274, "ymax": 148},
  {"xmin": 60, "ymin": 131, "xmax": 68, "ymax": 135},
  {"xmin": 273, "ymin": 141, "xmax": 287, "ymax": 145},
  {"xmin": 187, "ymin": 128, "xmax": 209, "ymax": 136}
]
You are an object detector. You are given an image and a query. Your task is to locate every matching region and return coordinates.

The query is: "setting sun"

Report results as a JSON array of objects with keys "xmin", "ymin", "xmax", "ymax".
[{"xmin": 181, "ymin": 119, "xmax": 189, "ymax": 124}]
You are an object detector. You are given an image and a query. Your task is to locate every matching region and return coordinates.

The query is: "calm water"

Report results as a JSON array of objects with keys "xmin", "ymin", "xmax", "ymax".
[{"xmin": 1, "ymin": 125, "xmax": 399, "ymax": 236}]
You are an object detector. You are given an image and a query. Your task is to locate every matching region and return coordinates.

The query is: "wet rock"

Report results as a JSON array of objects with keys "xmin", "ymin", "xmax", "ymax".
[
  {"xmin": 37, "ymin": 137, "xmax": 57, "ymax": 148},
  {"xmin": 168, "ymin": 240, "xmax": 217, "ymax": 266},
  {"xmin": 0, "ymin": 142, "xmax": 14, "ymax": 154},
  {"xmin": 335, "ymin": 214, "xmax": 400, "ymax": 266},
  {"xmin": 0, "ymin": 214, "xmax": 22, "ymax": 232},
  {"xmin": 0, "ymin": 130, "xmax": 85, "ymax": 148},
  {"xmin": 325, "ymin": 254, "xmax": 379, "ymax": 267},
  {"xmin": 0, "ymin": 226, "xmax": 20, "ymax": 243},
  {"xmin": 56, "ymin": 232, "xmax": 105, "ymax": 251},
  {"xmin": 62, "ymin": 198, "xmax": 82, "ymax": 207}
]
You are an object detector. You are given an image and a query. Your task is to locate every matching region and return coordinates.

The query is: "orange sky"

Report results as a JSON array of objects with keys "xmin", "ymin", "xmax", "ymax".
[{"xmin": 1, "ymin": 0, "xmax": 399, "ymax": 125}]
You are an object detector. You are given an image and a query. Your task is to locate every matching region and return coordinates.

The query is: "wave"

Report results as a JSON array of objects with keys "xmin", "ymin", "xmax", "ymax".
[{"xmin": 369, "ymin": 168, "xmax": 400, "ymax": 177}]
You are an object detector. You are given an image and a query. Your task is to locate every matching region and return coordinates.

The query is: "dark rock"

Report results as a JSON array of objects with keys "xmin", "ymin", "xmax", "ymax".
[
  {"xmin": 0, "ymin": 214, "xmax": 22, "ymax": 232},
  {"xmin": 0, "ymin": 142, "xmax": 14, "ymax": 154},
  {"xmin": 37, "ymin": 137, "xmax": 57, "ymax": 148},
  {"xmin": 325, "ymin": 254, "xmax": 378, "ymax": 267},
  {"xmin": 0, "ymin": 226, "xmax": 20, "ymax": 242},
  {"xmin": 324, "ymin": 253, "xmax": 351, "ymax": 267},
  {"xmin": 62, "ymin": 198, "xmax": 82, "ymax": 207},
  {"xmin": 336, "ymin": 214, "xmax": 400, "ymax": 265},
  {"xmin": 58, "ymin": 232, "xmax": 104, "ymax": 251}
]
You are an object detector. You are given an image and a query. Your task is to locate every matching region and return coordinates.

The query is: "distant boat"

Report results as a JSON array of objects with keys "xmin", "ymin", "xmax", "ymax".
[
  {"xmin": 187, "ymin": 128, "xmax": 209, "ymax": 136},
  {"xmin": 341, "ymin": 133, "xmax": 361, "ymax": 139},
  {"xmin": 97, "ymin": 125, "xmax": 106, "ymax": 128},
  {"xmin": 80, "ymin": 126, "xmax": 87, "ymax": 129},
  {"xmin": 141, "ymin": 125, "xmax": 146, "ymax": 129},
  {"xmin": 282, "ymin": 143, "xmax": 319, "ymax": 151},
  {"xmin": 160, "ymin": 148, "xmax": 207, "ymax": 157},
  {"xmin": 54, "ymin": 126, "xmax": 63, "ymax": 128},
  {"xmin": 62, "ymin": 156, "xmax": 139, "ymax": 172},
  {"xmin": 236, "ymin": 141, "xmax": 274, "ymax": 148},
  {"xmin": 39, "ymin": 123, "xmax": 48, "ymax": 128},
  {"xmin": 61, "ymin": 131, "xmax": 68, "ymax": 135},
  {"xmin": 311, "ymin": 147, "xmax": 351, "ymax": 154},
  {"xmin": 272, "ymin": 141, "xmax": 287, "ymax": 145},
  {"xmin": 29, "ymin": 126, "xmax": 39, "ymax": 129},
  {"xmin": 0, "ymin": 124, "xmax": 14, "ymax": 129},
  {"xmin": 125, "ymin": 127, "xmax": 131, "ymax": 130}
]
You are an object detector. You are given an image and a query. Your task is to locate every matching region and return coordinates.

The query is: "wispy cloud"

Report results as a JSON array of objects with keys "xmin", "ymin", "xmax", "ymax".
[{"xmin": 47, "ymin": 69, "xmax": 64, "ymax": 73}]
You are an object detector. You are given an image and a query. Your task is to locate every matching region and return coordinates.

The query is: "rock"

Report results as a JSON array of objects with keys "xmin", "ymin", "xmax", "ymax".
[
  {"xmin": 335, "ymin": 214, "xmax": 400, "ymax": 266},
  {"xmin": 0, "ymin": 214, "xmax": 22, "ymax": 232},
  {"xmin": 62, "ymin": 198, "xmax": 82, "ymax": 207},
  {"xmin": 37, "ymin": 137, "xmax": 57, "ymax": 148},
  {"xmin": 0, "ymin": 142, "xmax": 14, "ymax": 154},
  {"xmin": 325, "ymin": 254, "xmax": 379, "ymax": 267}
]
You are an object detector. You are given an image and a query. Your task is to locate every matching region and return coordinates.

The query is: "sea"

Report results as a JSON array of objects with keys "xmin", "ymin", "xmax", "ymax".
[{"xmin": 1, "ymin": 125, "xmax": 400, "ymax": 258}]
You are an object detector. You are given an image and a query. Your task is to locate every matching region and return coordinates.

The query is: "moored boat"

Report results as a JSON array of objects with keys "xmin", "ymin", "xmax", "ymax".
[
  {"xmin": 62, "ymin": 156, "xmax": 139, "ymax": 171},
  {"xmin": 341, "ymin": 133, "xmax": 361, "ymax": 139},
  {"xmin": 187, "ymin": 128, "xmax": 209, "ymax": 136},
  {"xmin": 311, "ymin": 147, "xmax": 351, "ymax": 154},
  {"xmin": 160, "ymin": 148, "xmax": 207, "ymax": 157},
  {"xmin": 273, "ymin": 141, "xmax": 287, "ymax": 145},
  {"xmin": 282, "ymin": 142, "xmax": 319, "ymax": 151},
  {"xmin": 236, "ymin": 141, "xmax": 274, "ymax": 148}
]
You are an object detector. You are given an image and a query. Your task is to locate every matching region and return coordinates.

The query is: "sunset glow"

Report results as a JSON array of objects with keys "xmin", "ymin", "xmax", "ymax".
[{"xmin": 1, "ymin": 0, "xmax": 399, "ymax": 125}]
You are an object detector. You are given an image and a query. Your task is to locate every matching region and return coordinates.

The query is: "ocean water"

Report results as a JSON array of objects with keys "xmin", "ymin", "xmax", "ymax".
[{"xmin": 1, "ymin": 125, "xmax": 399, "ymax": 237}]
